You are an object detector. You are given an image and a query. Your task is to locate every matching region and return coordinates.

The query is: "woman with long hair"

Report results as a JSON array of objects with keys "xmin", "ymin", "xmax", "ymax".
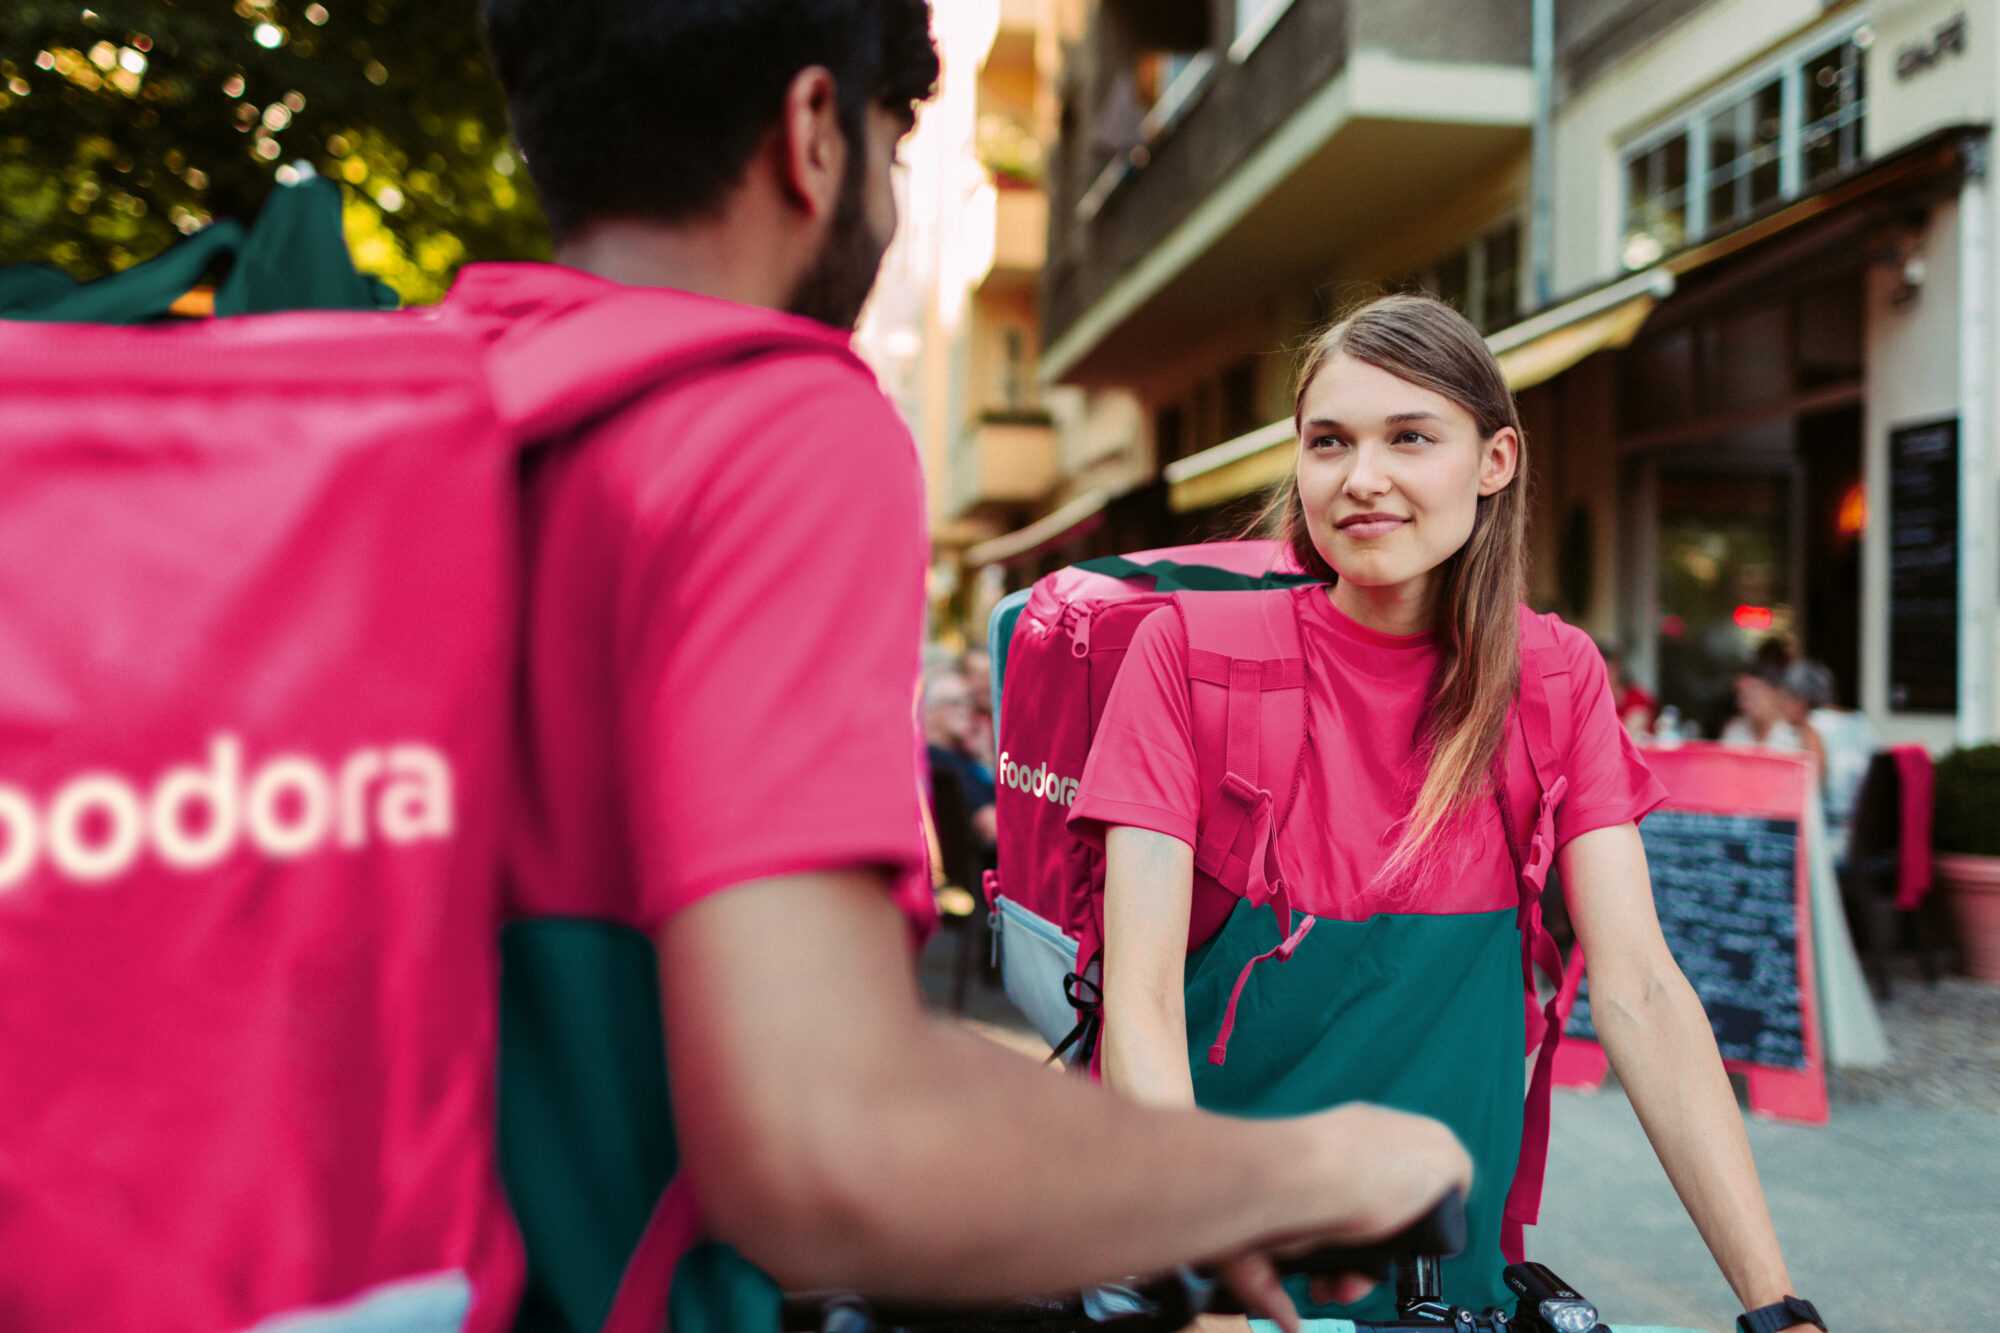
[{"xmin": 1069, "ymin": 294, "xmax": 1819, "ymax": 1329}]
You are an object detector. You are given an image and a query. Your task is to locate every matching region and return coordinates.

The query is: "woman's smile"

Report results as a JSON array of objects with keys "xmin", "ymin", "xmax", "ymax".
[{"xmin": 1334, "ymin": 511, "xmax": 1410, "ymax": 540}]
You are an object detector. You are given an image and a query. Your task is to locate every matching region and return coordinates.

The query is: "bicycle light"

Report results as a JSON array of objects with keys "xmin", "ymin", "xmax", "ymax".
[{"xmin": 1505, "ymin": 1261, "xmax": 1602, "ymax": 1333}]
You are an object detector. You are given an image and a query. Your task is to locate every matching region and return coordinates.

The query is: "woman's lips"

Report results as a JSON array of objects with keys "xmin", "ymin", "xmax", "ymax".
[{"xmin": 1336, "ymin": 516, "xmax": 1407, "ymax": 540}]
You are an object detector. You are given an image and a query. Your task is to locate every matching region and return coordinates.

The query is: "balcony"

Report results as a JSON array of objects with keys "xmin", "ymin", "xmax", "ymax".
[
  {"xmin": 1043, "ymin": 0, "xmax": 1534, "ymax": 384},
  {"xmin": 981, "ymin": 185, "xmax": 1048, "ymax": 289},
  {"xmin": 948, "ymin": 408, "xmax": 1060, "ymax": 519}
]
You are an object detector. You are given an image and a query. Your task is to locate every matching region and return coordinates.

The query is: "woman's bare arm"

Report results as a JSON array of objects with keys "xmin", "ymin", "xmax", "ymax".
[
  {"xmin": 1101, "ymin": 825, "xmax": 1200, "ymax": 1107},
  {"xmin": 1562, "ymin": 823, "xmax": 1812, "ymax": 1329}
]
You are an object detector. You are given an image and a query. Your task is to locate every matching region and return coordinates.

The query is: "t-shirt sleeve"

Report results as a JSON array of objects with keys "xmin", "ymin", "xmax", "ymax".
[
  {"xmin": 1067, "ymin": 606, "xmax": 1201, "ymax": 849},
  {"xmin": 1553, "ymin": 623, "xmax": 1670, "ymax": 848},
  {"xmin": 618, "ymin": 356, "xmax": 930, "ymax": 929}
]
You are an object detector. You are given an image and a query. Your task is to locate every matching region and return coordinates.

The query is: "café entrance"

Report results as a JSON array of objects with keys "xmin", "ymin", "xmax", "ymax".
[{"xmin": 1616, "ymin": 260, "xmax": 1865, "ymax": 734}]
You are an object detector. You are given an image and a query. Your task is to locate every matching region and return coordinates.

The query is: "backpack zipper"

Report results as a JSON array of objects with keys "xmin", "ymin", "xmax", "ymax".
[{"xmin": 1061, "ymin": 602, "xmax": 1094, "ymax": 658}]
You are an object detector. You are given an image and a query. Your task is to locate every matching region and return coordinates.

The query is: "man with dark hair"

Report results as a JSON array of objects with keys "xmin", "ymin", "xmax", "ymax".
[{"xmin": 459, "ymin": 3, "xmax": 1472, "ymax": 1330}]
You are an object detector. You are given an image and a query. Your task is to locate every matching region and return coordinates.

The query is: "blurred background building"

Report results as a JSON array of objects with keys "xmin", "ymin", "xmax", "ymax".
[{"xmin": 900, "ymin": 0, "xmax": 1998, "ymax": 750}]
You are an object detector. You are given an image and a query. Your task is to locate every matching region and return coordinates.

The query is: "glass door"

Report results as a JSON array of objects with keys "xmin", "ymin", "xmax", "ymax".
[{"xmin": 1654, "ymin": 464, "xmax": 1799, "ymax": 737}]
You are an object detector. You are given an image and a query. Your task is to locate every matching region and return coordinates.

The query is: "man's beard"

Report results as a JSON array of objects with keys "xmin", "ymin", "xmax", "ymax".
[{"xmin": 786, "ymin": 156, "xmax": 889, "ymax": 330}]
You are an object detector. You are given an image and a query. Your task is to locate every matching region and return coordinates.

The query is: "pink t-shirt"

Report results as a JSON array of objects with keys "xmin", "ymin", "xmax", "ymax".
[
  {"xmin": 490, "ymin": 267, "xmax": 935, "ymax": 932},
  {"xmin": 1072, "ymin": 587, "xmax": 1664, "ymax": 923}
]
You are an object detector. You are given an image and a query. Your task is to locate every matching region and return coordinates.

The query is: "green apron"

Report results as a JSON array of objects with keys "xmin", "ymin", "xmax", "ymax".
[{"xmin": 1186, "ymin": 900, "xmax": 1526, "ymax": 1321}]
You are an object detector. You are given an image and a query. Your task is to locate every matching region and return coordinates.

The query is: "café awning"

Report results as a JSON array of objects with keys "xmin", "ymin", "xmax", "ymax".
[
  {"xmin": 1487, "ymin": 267, "xmax": 1675, "ymax": 392},
  {"xmin": 1164, "ymin": 419, "xmax": 1294, "ymax": 515},
  {"xmin": 964, "ymin": 487, "xmax": 1114, "ymax": 568}
]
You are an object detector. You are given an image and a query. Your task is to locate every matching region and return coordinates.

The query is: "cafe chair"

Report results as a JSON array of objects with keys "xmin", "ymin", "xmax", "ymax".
[{"xmin": 1838, "ymin": 751, "xmax": 1953, "ymax": 999}]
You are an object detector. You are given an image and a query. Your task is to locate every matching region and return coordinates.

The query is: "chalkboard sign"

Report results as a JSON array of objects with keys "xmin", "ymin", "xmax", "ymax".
[
  {"xmin": 1566, "ymin": 809, "xmax": 1807, "ymax": 1070},
  {"xmin": 1888, "ymin": 417, "xmax": 1958, "ymax": 713}
]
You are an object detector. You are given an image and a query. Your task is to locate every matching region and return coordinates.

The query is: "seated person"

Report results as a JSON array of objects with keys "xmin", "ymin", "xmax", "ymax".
[{"xmin": 1779, "ymin": 659, "xmax": 1877, "ymax": 859}]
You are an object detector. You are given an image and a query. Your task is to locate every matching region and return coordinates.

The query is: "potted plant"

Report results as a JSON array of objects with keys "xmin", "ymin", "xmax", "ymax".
[{"xmin": 1933, "ymin": 742, "xmax": 2000, "ymax": 981}]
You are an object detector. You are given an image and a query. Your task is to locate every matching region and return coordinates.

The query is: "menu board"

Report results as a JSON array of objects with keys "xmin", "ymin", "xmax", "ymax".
[
  {"xmin": 1565, "ymin": 809, "xmax": 1807, "ymax": 1070},
  {"xmin": 1552, "ymin": 744, "xmax": 1826, "ymax": 1123},
  {"xmin": 1888, "ymin": 417, "xmax": 1959, "ymax": 713}
]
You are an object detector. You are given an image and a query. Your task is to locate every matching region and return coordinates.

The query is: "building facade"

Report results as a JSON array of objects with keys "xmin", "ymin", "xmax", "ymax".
[{"xmin": 959, "ymin": 0, "xmax": 1995, "ymax": 747}]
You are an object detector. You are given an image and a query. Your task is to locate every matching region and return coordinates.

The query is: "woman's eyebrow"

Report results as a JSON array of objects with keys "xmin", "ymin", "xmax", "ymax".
[{"xmin": 1303, "ymin": 412, "xmax": 1444, "ymax": 430}]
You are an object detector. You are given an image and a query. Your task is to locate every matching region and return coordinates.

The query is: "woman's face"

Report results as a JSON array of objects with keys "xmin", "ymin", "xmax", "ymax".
[
  {"xmin": 1296, "ymin": 354, "xmax": 1517, "ymax": 596},
  {"xmin": 1735, "ymin": 674, "xmax": 1780, "ymax": 724}
]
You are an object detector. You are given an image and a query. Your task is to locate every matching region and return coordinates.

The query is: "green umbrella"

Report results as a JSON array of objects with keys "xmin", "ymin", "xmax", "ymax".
[{"xmin": 0, "ymin": 176, "xmax": 396, "ymax": 323}]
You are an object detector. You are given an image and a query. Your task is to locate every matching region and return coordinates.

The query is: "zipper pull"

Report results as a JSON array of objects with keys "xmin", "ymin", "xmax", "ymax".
[{"xmin": 1065, "ymin": 603, "xmax": 1093, "ymax": 659}]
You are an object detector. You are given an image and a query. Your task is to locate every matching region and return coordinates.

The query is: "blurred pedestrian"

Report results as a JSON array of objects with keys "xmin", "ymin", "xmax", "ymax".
[
  {"xmin": 924, "ymin": 665, "xmax": 996, "ymax": 849},
  {"xmin": 961, "ymin": 645, "xmax": 997, "ymax": 771},
  {"xmin": 1720, "ymin": 638, "xmax": 1806, "ymax": 751}
]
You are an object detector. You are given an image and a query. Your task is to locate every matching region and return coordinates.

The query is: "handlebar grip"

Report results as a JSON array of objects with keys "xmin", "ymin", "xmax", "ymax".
[{"xmin": 1272, "ymin": 1186, "xmax": 1468, "ymax": 1281}]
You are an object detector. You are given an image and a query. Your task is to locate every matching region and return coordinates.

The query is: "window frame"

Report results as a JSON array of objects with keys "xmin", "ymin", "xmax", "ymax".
[
  {"xmin": 1618, "ymin": 12, "xmax": 1871, "ymax": 271},
  {"xmin": 1228, "ymin": 0, "xmax": 1298, "ymax": 63}
]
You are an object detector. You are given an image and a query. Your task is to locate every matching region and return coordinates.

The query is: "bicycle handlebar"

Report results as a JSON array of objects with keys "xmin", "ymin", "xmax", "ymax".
[{"xmin": 1265, "ymin": 1187, "xmax": 1469, "ymax": 1284}]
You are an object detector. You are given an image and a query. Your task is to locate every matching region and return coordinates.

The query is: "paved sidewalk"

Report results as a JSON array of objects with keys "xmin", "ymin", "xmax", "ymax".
[{"xmin": 1535, "ymin": 1086, "xmax": 1999, "ymax": 1331}]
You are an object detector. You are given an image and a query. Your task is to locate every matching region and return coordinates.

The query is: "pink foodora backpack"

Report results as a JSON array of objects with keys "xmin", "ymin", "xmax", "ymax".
[
  {"xmin": 984, "ymin": 541, "xmax": 1581, "ymax": 1261},
  {"xmin": 0, "ymin": 271, "xmax": 878, "ymax": 1332}
]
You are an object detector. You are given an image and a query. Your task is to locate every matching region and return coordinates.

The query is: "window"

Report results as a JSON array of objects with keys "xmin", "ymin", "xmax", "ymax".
[
  {"xmin": 1620, "ymin": 20, "xmax": 1871, "ymax": 271},
  {"xmin": 1704, "ymin": 78, "xmax": 1783, "ymax": 232},
  {"xmin": 1623, "ymin": 134, "xmax": 1689, "ymax": 271},
  {"xmin": 1221, "ymin": 357, "xmax": 1259, "ymax": 440},
  {"xmin": 1156, "ymin": 404, "xmax": 1189, "ymax": 462},
  {"xmin": 1002, "ymin": 328, "xmax": 1028, "ymax": 410},
  {"xmin": 1478, "ymin": 222, "xmax": 1522, "ymax": 332},
  {"xmin": 1802, "ymin": 36, "xmax": 1867, "ymax": 185},
  {"xmin": 1411, "ymin": 219, "xmax": 1523, "ymax": 333}
]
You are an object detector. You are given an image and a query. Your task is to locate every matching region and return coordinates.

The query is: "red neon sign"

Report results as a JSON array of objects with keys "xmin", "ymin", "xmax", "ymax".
[{"xmin": 1733, "ymin": 604, "xmax": 1775, "ymax": 632}]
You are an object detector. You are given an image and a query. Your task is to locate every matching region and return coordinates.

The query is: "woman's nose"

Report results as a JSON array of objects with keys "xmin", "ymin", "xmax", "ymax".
[{"xmin": 1343, "ymin": 442, "xmax": 1392, "ymax": 498}]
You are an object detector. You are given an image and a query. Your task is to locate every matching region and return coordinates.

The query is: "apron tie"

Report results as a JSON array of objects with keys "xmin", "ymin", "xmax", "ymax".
[
  {"xmin": 1504, "ymin": 776, "xmax": 1569, "ymax": 1260},
  {"xmin": 1207, "ymin": 787, "xmax": 1316, "ymax": 1066}
]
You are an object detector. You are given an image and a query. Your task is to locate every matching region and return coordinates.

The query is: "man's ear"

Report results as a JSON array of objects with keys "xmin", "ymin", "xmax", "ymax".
[
  {"xmin": 776, "ymin": 65, "xmax": 846, "ymax": 218},
  {"xmin": 1479, "ymin": 426, "xmax": 1521, "ymax": 496}
]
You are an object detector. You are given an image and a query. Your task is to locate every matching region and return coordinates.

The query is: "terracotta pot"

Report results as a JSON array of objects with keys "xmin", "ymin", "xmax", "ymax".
[{"xmin": 1936, "ymin": 852, "xmax": 2000, "ymax": 982}]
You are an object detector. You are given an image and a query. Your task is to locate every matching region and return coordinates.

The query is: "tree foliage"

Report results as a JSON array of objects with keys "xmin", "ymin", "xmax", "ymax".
[{"xmin": 0, "ymin": 0, "xmax": 549, "ymax": 303}]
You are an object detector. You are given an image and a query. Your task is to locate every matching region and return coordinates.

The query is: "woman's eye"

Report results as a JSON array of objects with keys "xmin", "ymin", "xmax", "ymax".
[
  {"xmin": 1395, "ymin": 431, "xmax": 1435, "ymax": 445},
  {"xmin": 1308, "ymin": 435, "xmax": 1346, "ymax": 450}
]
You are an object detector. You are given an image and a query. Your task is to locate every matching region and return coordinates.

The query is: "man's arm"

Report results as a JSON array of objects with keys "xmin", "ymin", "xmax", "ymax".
[{"xmin": 658, "ymin": 870, "xmax": 1472, "ymax": 1328}]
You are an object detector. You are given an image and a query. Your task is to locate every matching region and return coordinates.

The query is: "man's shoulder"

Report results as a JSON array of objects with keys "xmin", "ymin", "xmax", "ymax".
[
  {"xmin": 543, "ymin": 343, "xmax": 915, "ymax": 538},
  {"xmin": 614, "ymin": 347, "xmax": 909, "ymax": 464}
]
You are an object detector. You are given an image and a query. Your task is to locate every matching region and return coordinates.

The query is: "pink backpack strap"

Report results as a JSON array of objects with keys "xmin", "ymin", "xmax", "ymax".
[
  {"xmin": 1172, "ymin": 589, "xmax": 1316, "ymax": 1065},
  {"xmin": 1503, "ymin": 606, "xmax": 1577, "ymax": 1261}
]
